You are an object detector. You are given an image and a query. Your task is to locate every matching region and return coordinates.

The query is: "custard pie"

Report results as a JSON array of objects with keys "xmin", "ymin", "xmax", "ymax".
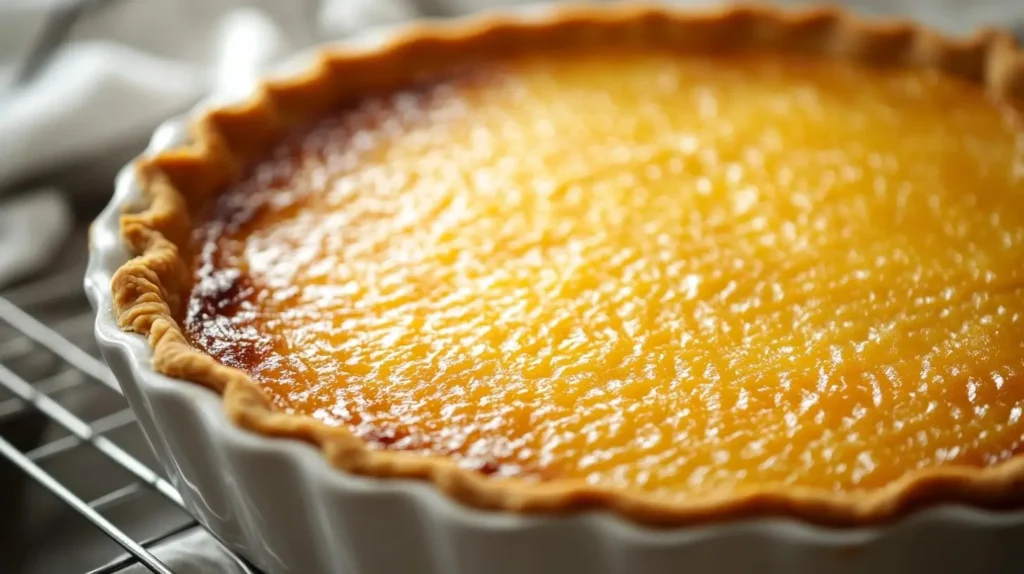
[{"xmin": 113, "ymin": 6, "xmax": 1024, "ymax": 525}]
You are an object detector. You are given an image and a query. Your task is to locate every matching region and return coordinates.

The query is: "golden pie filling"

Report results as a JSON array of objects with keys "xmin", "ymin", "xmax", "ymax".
[{"xmin": 185, "ymin": 49, "xmax": 1024, "ymax": 499}]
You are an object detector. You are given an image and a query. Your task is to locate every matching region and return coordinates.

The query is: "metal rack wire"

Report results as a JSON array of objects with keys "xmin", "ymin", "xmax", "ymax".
[{"xmin": 0, "ymin": 259, "xmax": 260, "ymax": 573}]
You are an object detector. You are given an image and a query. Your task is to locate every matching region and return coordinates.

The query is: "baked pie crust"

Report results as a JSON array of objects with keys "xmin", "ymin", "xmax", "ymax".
[{"xmin": 112, "ymin": 4, "xmax": 1024, "ymax": 526}]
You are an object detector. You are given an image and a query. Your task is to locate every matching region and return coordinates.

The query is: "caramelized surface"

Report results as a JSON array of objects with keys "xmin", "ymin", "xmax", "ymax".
[{"xmin": 186, "ymin": 49, "xmax": 1024, "ymax": 498}]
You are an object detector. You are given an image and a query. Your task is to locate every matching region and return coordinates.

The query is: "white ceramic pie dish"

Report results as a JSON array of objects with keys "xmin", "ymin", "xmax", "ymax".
[{"xmin": 84, "ymin": 8, "xmax": 1024, "ymax": 574}]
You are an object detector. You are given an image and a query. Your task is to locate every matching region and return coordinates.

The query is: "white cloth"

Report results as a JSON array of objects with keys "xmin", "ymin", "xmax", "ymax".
[
  {"xmin": 0, "ymin": 0, "xmax": 313, "ymax": 289},
  {"xmin": 0, "ymin": 2, "xmax": 1021, "ymax": 573}
]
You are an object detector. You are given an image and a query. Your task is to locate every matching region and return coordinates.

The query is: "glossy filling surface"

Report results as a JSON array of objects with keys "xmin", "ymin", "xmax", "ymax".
[{"xmin": 186, "ymin": 49, "xmax": 1024, "ymax": 498}]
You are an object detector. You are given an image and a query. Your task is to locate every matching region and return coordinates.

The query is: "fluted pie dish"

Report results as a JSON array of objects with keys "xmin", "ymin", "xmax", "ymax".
[{"xmin": 89, "ymin": 4, "xmax": 1024, "ymax": 573}]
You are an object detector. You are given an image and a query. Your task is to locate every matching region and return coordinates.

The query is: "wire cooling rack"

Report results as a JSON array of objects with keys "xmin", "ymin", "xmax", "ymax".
[{"xmin": 0, "ymin": 236, "xmax": 260, "ymax": 573}]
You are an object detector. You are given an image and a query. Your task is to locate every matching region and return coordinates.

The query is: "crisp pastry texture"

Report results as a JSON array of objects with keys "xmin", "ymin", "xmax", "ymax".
[{"xmin": 114, "ymin": 6, "xmax": 1024, "ymax": 525}]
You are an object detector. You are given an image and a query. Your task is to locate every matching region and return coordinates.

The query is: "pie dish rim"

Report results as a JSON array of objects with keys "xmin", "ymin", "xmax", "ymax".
[{"xmin": 109, "ymin": 2, "xmax": 1024, "ymax": 528}]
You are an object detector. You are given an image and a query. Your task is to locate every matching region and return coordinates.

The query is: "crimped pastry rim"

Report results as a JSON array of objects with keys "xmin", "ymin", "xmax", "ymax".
[{"xmin": 110, "ymin": 3, "xmax": 1024, "ymax": 528}]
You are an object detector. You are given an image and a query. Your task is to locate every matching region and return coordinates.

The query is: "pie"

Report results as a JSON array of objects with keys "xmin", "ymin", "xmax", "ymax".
[{"xmin": 112, "ymin": 5, "xmax": 1024, "ymax": 526}]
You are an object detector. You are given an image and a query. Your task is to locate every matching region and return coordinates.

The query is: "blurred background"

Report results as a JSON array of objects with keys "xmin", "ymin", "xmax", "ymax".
[{"xmin": 0, "ymin": 1, "xmax": 1022, "ymax": 573}]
